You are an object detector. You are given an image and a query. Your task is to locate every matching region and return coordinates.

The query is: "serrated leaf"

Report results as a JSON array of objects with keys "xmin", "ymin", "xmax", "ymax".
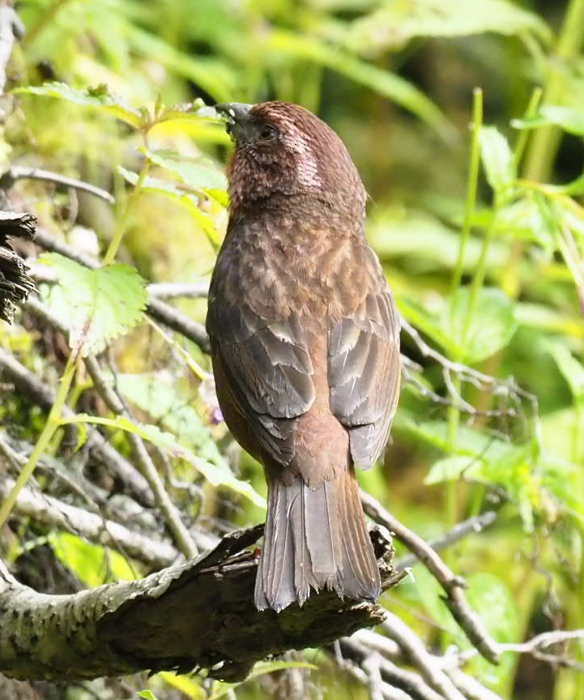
[
  {"xmin": 145, "ymin": 149, "xmax": 227, "ymax": 191},
  {"xmin": 445, "ymin": 287, "xmax": 517, "ymax": 363},
  {"xmin": 60, "ymin": 414, "xmax": 266, "ymax": 508},
  {"xmin": 347, "ymin": 0, "xmax": 550, "ymax": 54},
  {"xmin": 496, "ymin": 195, "xmax": 555, "ymax": 252},
  {"xmin": 14, "ymin": 82, "xmax": 143, "ymax": 129},
  {"xmin": 479, "ymin": 126, "xmax": 516, "ymax": 194},
  {"xmin": 40, "ymin": 253, "xmax": 147, "ymax": 357},
  {"xmin": 118, "ymin": 165, "xmax": 183, "ymax": 197}
]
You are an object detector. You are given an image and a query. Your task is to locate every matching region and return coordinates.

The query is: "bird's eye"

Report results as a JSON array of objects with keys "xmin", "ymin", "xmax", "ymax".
[{"xmin": 259, "ymin": 124, "xmax": 278, "ymax": 141}]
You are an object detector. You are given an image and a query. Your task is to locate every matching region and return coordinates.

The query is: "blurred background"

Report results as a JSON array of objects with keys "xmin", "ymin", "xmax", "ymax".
[{"xmin": 1, "ymin": 0, "xmax": 584, "ymax": 699}]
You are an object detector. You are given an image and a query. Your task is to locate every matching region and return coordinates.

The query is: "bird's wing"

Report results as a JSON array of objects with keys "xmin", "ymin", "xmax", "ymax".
[
  {"xmin": 329, "ymin": 249, "xmax": 401, "ymax": 470},
  {"xmin": 207, "ymin": 288, "xmax": 315, "ymax": 466}
]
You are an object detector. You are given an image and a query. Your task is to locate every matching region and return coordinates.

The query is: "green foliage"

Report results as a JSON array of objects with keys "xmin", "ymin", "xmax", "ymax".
[
  {"xmin": 348, "ymin": 0, "xmax": 551, "ymax": 54},
  {"xmin": 40, "ymin": 253, "xmax": 148, "ymax": 357},
  {"xmin": 4, "ymin": 0, "xmax": 584, "ymax": 698},
  {"xmin": 445, "ymin": 287, "xmax": 517, "ymax": 364},
  {"xmin": 14, "ymin": 82, "xmax": 143, "ymax": 128},
  {"xmin": 61, "ymin": 413, "xmax": 266, "ymax": 508},
  {"xmin": 51, "ymin": 532, "xmax": 138, "ymax": 586}
]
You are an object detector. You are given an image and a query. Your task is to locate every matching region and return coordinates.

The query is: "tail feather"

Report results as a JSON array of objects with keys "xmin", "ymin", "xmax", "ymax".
[{"xmin": 254, "ymin": 469, "xmax": 381, "ymax": 611}]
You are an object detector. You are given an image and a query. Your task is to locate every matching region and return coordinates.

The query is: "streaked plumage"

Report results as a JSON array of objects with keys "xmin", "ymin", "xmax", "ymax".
[{"xmin": 207, "ymin": 101, "xmax": 400, "ymax": 611}]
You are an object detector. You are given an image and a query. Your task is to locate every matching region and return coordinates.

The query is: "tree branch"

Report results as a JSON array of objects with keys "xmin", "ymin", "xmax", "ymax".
[
  {"xmin": 0, "ymin": 167, "xmax": 115, "ymax": 204},
  {"xmin": 0, "ymin": 526, "xmax": 400, "ymax": 683},
  {"xmin": 361, "ymin": 491, "xmax": 500, "ymax": 665},
  {"xmin": 395, "ymin": 511, "xmax": 497, "ymax": 571},
  {"xmin": 0, "ymin": 476, "xmax": 178, "ymax": 569}
]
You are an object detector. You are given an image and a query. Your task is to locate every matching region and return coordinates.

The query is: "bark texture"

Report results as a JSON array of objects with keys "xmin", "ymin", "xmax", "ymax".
[{"xmin": 0, "ymin": 525, "xmax": 402, "ymax": 683}]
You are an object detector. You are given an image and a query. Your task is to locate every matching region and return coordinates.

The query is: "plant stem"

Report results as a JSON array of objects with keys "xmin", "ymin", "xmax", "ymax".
[
  {"xmin": 450, "ymin": 89, "xmax": 483, "ymax": 298},
  {"xmin": 0, "ymin": 353, "xmax": 76, "ymax": 529},
  {"xmin": 523, "ymin": 0, "xmax": 584, "ymax": 183},
  {"xmin": 103, "ymin": 144, "xmax": 150, "ymax": 265},
  {"xmin": 445, "ymin": 90, "xmax": 483, "ymax": 532}
]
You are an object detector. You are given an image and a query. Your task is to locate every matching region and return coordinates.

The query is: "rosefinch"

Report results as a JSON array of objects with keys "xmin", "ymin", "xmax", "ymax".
[{"xmin": 208, "ymin": 101, "xmax": 400, "ymax": 611}]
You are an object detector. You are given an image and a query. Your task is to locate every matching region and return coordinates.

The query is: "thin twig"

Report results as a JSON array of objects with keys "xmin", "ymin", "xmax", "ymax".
[
  {"xmin": 339, "ymin": 637, "xmax": 445, "ymax": 700},
  {"xmin": 381, "ymin": 612, "xmax": 467, "ymax": 700},
  {"xmin": 395, "ymin": 511, "xmax": 497, "ymax": 571},
  {"xmin": 84, "ymin": 354, "xmax": 198, "ymax": 559},
  {"xmin": 0, "ymin": 345, "xmax": 154, "ymax": 505},
  {"xmin": 361, "ymin": 490, "xmax": 500, "ymax": 664},
  {"xmin": 0, "ymin": 166, "xmax": 115, "ymax": 204},
  {"xmin": 22, "ymin": 295, "xmax": 199, "ymax": 560},
  {"xmin": 0, "ymin": 476, "xmax": 178, "ymax": 568},
  {"xmin": 147, "ymin": 281, "xmax": 209, "ymax": 299}
]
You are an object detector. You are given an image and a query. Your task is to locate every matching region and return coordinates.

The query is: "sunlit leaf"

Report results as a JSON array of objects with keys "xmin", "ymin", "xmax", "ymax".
[
  {"xmin": 145, "ymin": 149, "xmax": 227, "ymax": 191},
  {"xmin": 209, "ymin": 660, "xmax": 317, "ymax": 699},
  {"xmin": 40, "ymin": 253, "xmax": 147, "ymax": 357},
  {"xmin": 425, "ymin": 455, "xmax": 482, "ymax": 484},
  {"xmin": 50, "ymin": 532, "xmax": 138, "ymax": 586},
  {"xmin": 14, "ymin": 82, "xmax": 143, "ymax": 129},
  {"xmin": 138, "ymin": 691, "xmax": 160, "ymax": 700},
  {"xmin": 60, "ymin": 414, "xmax": 266, "ymax": 508},
  {"xmin": 546, "ymin": 341, "xmax": 584, "ymax": 400},
  {"xmin": 160, "ymin": 672, "xmax": 205, "ymax": 699},
  {"xmin": 348, "ymin": 0, "xmax": 551, "ymax": 54},
  {"xmin": 479, "ymin": 126, "xmax": 516, "ymax": 195},
  {"xmin": 513, "ymin": 105, "xmax": 584, "ymax": 137}
]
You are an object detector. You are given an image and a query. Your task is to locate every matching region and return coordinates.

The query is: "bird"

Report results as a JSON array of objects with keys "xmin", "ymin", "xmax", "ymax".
[{"xmin": 207, "ymin": 101, "xmax": 401, "ymax": 612}]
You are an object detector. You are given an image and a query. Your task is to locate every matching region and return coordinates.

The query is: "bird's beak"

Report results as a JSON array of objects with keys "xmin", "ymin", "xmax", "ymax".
[{"xmin": 215, "ymin": 102, "xmax": 254, "ymax": 144}]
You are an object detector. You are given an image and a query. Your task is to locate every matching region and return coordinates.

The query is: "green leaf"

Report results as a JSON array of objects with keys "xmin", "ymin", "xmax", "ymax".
[
  {"xmin": 546, "ymin": 341, "xmax": 584, "ymax": 400},
  {"xmin": 159, "ymin": 672, "xmax": 205, "ymax": 699},
  {"xmin": 60, "ymin": 414, "xmax": 266, "ymax": 508},
  {"xmin": 513, "ymin": 105, "xmax": 584, "ymax": 137},
  {"xmin": 267, "ymin": 30, "xmax": 449, "ymax": 133},
  {"xmin": 445, "ymin": 287, "xmax": 517, "ymax": 363},
  {"xmin": 209, "ymin": 660, "xmax": 317, "ymax": 700},
  {"xmin": 347, "ymin": 0, "xmax": 551, "ymax": 54},
  {"xmin": 465, "ymin": 573, "xmax": 520, "ymax": 688},
  {"xmin": 40, "ymin": 253, "xmax": 147, "ymax": 357},
  {"xmin": 119, "ymin": 167, "xmax": 222, "ymax": 247},
  {"xmin": 14, "ymin": 82, "xmax": 143, "ymax": 129},
  {"xmin": 425, "ymin": 455, "xmax": 482, "ymax": 485},
  {"xmin": 50, "ymin": 532, "xmax": 138, "ymax": 586},
  {"xmin": 138, "ymin": 691, "xmax": 160, "ymax": 700},
  {"xmin": 479, "ymin": 126, "xmax": 516, "ymax": 194},
  {"xmin": 115, "ymin": 372, "xmax": 225, "ymax": 466},
  {"xmin": 145, "ymin": 149, "xmax": 227, "ymax": 191}
]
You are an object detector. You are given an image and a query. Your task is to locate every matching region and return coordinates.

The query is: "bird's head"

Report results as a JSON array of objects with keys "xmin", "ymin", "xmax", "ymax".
[{"xmin": 215, "ymin": 101, "xmax": 366, "ymax": 218}]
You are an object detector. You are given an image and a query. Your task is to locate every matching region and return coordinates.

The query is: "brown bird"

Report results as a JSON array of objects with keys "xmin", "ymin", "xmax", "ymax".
[{"xmin": 207, "ymin": 101, "xmax": 401, "ymax": 612}]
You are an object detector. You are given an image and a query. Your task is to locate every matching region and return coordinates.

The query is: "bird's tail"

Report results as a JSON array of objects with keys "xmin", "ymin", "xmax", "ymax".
[{"xmin": 254, "ymin": 469, "xmax": 381, "ymax": 612}]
